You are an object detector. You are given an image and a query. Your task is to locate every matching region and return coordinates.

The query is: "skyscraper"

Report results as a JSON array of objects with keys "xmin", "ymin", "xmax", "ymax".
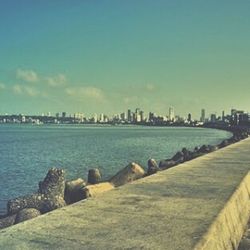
[
  {"xmin": 200, "ymin": 109, "xmax": 205, "ymax": 122},
  {"xmin": 169, "ymin": 107, "xmax": 174, "ymax": 121},
  {"xmin": 127, "ymin": 109, "xmax": 131, "ymax": 122}
]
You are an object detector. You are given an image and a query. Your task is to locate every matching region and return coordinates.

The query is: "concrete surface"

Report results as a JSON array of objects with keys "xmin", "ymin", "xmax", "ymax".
[{"xmin": 0, "ymin": 138, "xmax": 250, "ymax": 250}]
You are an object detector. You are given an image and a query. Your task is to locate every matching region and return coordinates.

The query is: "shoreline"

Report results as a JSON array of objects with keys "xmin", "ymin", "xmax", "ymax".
[{"xmin": 0, "ymin": 125, "xmax": 248, "ymax": 228}]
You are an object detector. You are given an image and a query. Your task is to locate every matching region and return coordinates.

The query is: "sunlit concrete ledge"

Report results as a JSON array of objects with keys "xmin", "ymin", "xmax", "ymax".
[{"xmin": 0, "ymin": 138, "xmax": 249, "ymax": 250}]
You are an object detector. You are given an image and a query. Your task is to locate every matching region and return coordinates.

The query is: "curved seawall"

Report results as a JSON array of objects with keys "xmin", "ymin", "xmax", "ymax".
[{"xmin": 0, "ymin": 138, "xmax": 249, "ymax": 249}]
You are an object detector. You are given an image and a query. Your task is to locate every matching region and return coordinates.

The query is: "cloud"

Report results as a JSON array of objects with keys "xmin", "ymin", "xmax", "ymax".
[
  {"xmin": 24, "ymin": 86, "xmax": 39, "ymax": 96},
  {"xmin": 13, "ymin": 84, "xmax": 23, "ymax": 94},
  {"xmin": 0, "ymin": 83, "xmax": 5, "ymax": 90},
  {"xmin": 12, "ymin": 84, "xmax": 40, "ymax": 97},
  {"xmin": 16, "ymin": 69, "xmax": 39, "ymax": 83},
  {"xmin": 65, "ymin": 86, "xmax": 105, "ymax": 101},
  {"xmin": 45, "ymin": 74, "xmax": 66, "ymax": 87},
  {"xmin": 145, "ymin": 84, "xmax": 155, "ymax": 91}
]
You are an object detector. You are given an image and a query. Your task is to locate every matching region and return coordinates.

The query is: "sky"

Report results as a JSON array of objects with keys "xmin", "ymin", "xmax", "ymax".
[{"xmin": 0, "ymin": 0, "xmax": 250, "ymax": 119}]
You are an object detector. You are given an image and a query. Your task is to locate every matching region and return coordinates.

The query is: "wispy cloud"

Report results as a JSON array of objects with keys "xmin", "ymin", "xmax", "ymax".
[
  {"xmin": 145, "ymin": 84, "xmax": 155, "ymax": 91},
  {"xmin": 12, "ymin": 84, "xmax": 41, "ymax": 97},
  {"xmin": 12, "ymin": 84, "xmax": 23, "ymax": 94},
  {"xmin": 0, "ymin": 83, "xmax": 5, "ymax": 90},
  {"xmin": 24, "ymin": 86, "xmax": 39, "ymax": 97},
  {"xmin": 45, "ymin": 74, "xmax": 66, "ymax": 87},
  {"xmin": 65, "ymin": 86, "xmax": 105, "ymax": 102},
  {"xmin": 16, "ymin": 69, "xmax": 39, "ymax": 83}
]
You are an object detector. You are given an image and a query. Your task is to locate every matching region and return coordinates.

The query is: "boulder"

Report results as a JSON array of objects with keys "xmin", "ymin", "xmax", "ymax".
[
  {"xmin": 8, "ymin": 168, "xmax": 66, "ymax": 215},
  {"xmin": 81, "ymin": 182, "xmax": 114, "ymax": 199},
  {"xmin": 219, "ymin": 140, "xmax": 230, "ymax": 148},
  {"xmin": 172, "ymin": 151, "xmax": 184, "ymax": 164},
  {"xmin": 238, "ymin": 238, "xmax": 250, "ymax": 250},
  {"xmin": 39, "ymin": 168, "xmax": 65, "ymax": 198},
  {"xmin": 14, "ymin": 208, "xmax": 41, "ymax": 224},
  {"xmin": 147, "ymin": 159, "xmax": 159, "ymax": 175},
  {"xmin": 110, "ymin": 162, "xmax": 145, "ymax": 187},
  {"xmin": 64, "ymin": 178, "xmax": 86, "ymax": 204},
  {"xmin": 0, "ymin": 214, "xmax": 16, "ymax": 229},
  {"xmin": 88, "ymin": 169, "xmax": 102, "ymax": 184},
  {"xmin": 40, "ymin": 195, "xmax": 66, "ymax": 214},
  {"xmin": 181, "ymin": 148, "xmax": 192, "ymax": 161},
  {"xmin": 159, "ymin": 159, "xmax": 176, "ymax": 170},
  {"xmin": 198, "ymin": 145, "xmax": 211, "ymax": 153},
  {"xmin": 7, "ymin": 193, "xmax": 44, "ymax": 215}
]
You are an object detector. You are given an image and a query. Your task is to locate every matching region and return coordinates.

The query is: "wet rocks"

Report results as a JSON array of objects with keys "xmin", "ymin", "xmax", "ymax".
[
  {"xmin": 0, "ymin": 214, "xmax": 16, "ymax": 229},
  {"xmin": 7, "ymin": 168, "xmax": 66, "ymax": 216},
  {"xmin": 147, "ymin": 159, "xmax": 159, "ymax": 175},
  {"xmin": 171, "ymin": 151, "xmax": 184, "ymax": 164},
  {"xmin": 14, "ymin": 208, "xmax": 41, "ymax": 224},
  {"xmin": 110, "ymin": 162, "xmax": 145, "ymax": 187},
  {"xmin": 88, "ymin": 169, "xmax": 102, "ymax": 184},
  {"xmin": 39, "ymin": 168, "xmax": 65, "ymax": 198},
  {"xmin": 7, "ymin": 193, "xmax": 44, "ymax": 215},
  {"xmin": 159, "ymin": 159, "xmax": 176, "ymax": 170},
  {"xmin": 64, "ymin": 178, "xmax": 86, "ymax": 204}
]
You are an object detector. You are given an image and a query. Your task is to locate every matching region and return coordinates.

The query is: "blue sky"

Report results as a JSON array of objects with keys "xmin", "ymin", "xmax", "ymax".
[{"xmin": 0, "ymin": 0, "xmax": 250, "ymax": 118}]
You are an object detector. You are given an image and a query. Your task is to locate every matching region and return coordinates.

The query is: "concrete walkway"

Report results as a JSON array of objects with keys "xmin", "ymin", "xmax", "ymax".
[{"xmin": 0, "ymin": 139, "xmax": 250, "ymax": 250}]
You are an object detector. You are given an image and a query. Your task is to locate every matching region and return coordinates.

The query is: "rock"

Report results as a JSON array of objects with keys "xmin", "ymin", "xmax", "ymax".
[
  {"xmin": 8, "ymin": 168, "xmax": 66, "ymax": 215},
  {"xmin": 181, "ymin": 148, "xmax": 192, "ymax": 161},
  {"xmin": 0, "ymin": 214, "xmax": 16, "ymax": 229},
  {"xmin": 64, "ymin": 178, "xmax": 86, "ymax": 204},
  {"xmin": 219, "ymin": 140, "xmax": 230, "ymax": 148},
  {"xmin": 159, "ymin": 159, "xmax": 176, "ymax": 170},
  {"xmin": 172, "ymin": 151, "xmax": 184, "ymax": 164},
  {"xmin": 238, "ymin": 238, "xmax": 250, "ymax": 250},
  {"xmin": 88, "ymin": 169, "xmax": 102, "ymax": 184},
  {"xmin": 7, "ymin": 193, "xmax": 44, "ymax": 215},
  {"xmin": 40, "ymin": 196, "xmax": 66, "ymax": 214},
  {"xmin": 14, "ymin": 208, "xmax": 41, "ymax": 224},
  {"xmin": 198, "ymin": 145, "xmax": 210, "ymax": 153},
  {"xmin": 39, "ymin": 168, "xmax": 65, "ymax": 198},
  {"xmin": 110, "ymin": 162, "xmax": 145, "ymax": 187},
  {"xmin": 147, "ymin": 159, "xmax": 159, "ymax": 175},
  {"xmin": 81, "ymin": 182, "xmax": 114, "ymax": 199}
]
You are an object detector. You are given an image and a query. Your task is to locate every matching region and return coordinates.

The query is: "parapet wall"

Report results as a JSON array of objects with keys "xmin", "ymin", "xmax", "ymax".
[{"xmin": 0, "ymin": 138, "xmax": 249, "ymax": 249}]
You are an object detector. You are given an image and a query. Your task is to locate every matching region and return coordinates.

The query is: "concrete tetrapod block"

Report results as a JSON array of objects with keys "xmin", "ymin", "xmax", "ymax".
[
  {"xmin": 64, "ymin": 178, "xmax": 86, "ymax": 204},
  {"xmin": 14, "ymin": 208, "xmax": 41, "ymax": 224},
  {"xmin": 81, "ymin": 182, "xmax": 114, "ymax": 199},
  {"xmin": 110, "ymin": 162, "xmax": 145, "ymax": 187}
]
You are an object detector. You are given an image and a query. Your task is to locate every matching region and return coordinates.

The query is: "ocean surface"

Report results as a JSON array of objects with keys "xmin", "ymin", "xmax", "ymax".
[{"xmin": 0, "ymin": 124, "xmax": 232, "ymax": 214}]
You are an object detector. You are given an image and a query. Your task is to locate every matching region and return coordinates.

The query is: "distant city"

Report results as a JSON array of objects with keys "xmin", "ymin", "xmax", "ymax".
[{"xmin": 0, "ymin": 107, "xmax": 249, "ymax": 127}]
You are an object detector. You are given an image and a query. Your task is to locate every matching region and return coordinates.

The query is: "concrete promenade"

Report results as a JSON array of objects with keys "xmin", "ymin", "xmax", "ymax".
[{"xmin": 0, "ymin": 138, "xmax": 250, "ymax": 249}]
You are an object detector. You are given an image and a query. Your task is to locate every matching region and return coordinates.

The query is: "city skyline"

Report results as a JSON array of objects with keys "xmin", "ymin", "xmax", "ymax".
[{"xmin": 1, "ymin": 1, "xmax": 250, "ymax": 117}]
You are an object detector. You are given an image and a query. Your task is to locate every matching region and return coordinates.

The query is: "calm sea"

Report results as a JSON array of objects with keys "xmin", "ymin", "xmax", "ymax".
[{"xmin": 0, "ymin": 124, "xmax": 231, "ymax": 214}]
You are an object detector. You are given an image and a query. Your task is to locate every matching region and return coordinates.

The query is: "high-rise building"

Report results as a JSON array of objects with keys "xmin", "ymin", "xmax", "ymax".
[
  {"xmin": 187, "ymin": 113, "xmax": 192, "ymax": 122},
  {"xmin": 127, "ymin": 109, "xmax": 132, "ymax": 122},
  {"xmin": 169, "ymin": 107, "xmax": 174, "ymax": 121},
  {"xmin": 222, "ymin": 111, "xmax": 225, "ymax": 122},
  {"xmin": 200, "ymin": 109, "xmax": 205, "ymax": 122},
  {"xmin": 210, "ymin": 114, "xmax": 216, "ymax": 123},
  {"xmin": 62, "ymin": 112, "xmax": 66, "ymax": 118},
  {"xmin": 139, "ymin": 110, "xmax": 144, "ymax": 122}
]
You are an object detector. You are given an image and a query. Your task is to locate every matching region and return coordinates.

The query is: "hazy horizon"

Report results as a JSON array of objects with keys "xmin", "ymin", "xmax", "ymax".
[{"xmin": 0, "ymin": 1, "xmax": 250, "ymax": 119}]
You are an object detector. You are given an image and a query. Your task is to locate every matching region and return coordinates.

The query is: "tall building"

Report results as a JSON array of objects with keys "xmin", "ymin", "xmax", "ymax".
[
  {"xmin": 187, "ymin": 113, "xmax": 192, "ymax": 122},
  {"xmin": 169, "ymin": 107, "xmax": 174, "ymax": 121},
  {"xmin": 222, "ymin": 111, "xmax": 225, "ymax": 122},
  {"xmin": 62, "ymin": 112, "xmax": 66, "ymax": 118},
  {"xmin": 127, "ymin": 109, "xmax": 132, "ymax": 122},
  {"xmin": 200, "ymin": 109, "xmax": 205, "ymax": 122},
  {"xmin": 210, "ymin": 114, "xmax": 216, "ymax": 123}
]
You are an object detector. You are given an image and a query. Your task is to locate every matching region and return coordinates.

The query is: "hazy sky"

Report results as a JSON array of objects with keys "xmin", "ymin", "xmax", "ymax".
[{"xmin": 0, "ymin": 1, "xmax": 250, "ymax": 118}]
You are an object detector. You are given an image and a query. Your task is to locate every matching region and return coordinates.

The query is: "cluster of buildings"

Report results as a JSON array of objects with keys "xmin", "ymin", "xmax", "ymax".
[{"xmin": 0, "ymin": 108, "xmax": 249, "ymax": 127}]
